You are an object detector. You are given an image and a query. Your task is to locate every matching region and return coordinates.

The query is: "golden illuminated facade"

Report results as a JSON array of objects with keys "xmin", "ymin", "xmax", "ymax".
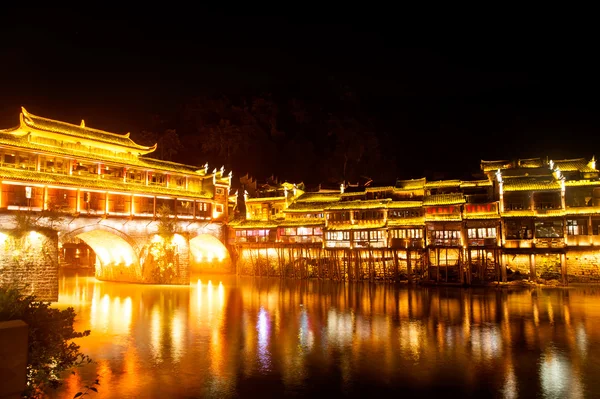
[
  {"xmin": 0, "ymin": 107, "xmax": 231, "ymax": 220},
  {"xmin": 231, "ymin": 156, "xmax": 600, "ymax": 284},
  {"xmin": 0, "ymin": 108, "xmax": 232, "ymax": 298}
]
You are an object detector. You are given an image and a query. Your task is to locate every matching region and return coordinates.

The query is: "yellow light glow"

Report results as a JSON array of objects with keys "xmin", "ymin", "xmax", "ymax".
[
  {"xmin": 189, "ymin": 234, "xmax": 228, "ymax": 264},
  {"xmin": 152, "ymin": 235, "xmax": 163, "ymax": 243},
  {"xmin": 172, "ymin": 234, "xmax": 186, "ymax": 246},
  {"xmin": 75, "ymin": 230, "xmax": 139, "ymax": 270}
]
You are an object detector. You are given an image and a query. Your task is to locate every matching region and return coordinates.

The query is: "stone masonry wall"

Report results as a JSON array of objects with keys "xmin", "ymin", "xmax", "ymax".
[
  {"xmin": 535, "ymin": 254, "xmax": 561, "ymax": 281},
  {"xmin": 566, "ymin": 249, "xmax": 600, "ymax": 283},
  {"xmin": 506, "ymin": 254, "xmax": 531, "ymax": 279},
  {"xmin": 0, "ymin": 230, "xmax": 59, "ymax": 301}
]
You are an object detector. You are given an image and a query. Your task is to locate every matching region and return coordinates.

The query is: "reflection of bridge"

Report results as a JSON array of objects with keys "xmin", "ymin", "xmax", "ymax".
[{"xmin": 0, "ymin": 108, "xmax": 233, "ymax": 300}]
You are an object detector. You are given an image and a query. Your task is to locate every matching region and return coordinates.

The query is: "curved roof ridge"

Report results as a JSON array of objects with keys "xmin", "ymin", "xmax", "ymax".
[{"xmin": 20, "ymin": 107, "xmax": 157, "ymax": 153}]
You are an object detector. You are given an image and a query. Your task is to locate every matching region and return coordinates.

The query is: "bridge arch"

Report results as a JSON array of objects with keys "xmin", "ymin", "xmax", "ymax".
[
  {"xmin": 189, "ymin": 233, "xmax": 233, "ymax": 274},
  {"xmin": 60, "ymin": 225, "xmax": 142, "ymax": 282}
]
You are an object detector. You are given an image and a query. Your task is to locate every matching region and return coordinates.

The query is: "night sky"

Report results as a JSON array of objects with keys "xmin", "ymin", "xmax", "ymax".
[{"xmin": 1, "ymin": 7, "xmax": 598, "ymax": 183}]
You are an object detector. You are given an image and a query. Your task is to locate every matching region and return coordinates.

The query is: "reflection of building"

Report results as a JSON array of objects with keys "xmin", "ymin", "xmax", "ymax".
[{"xmin": 230, "ymin": 156, "xmax": 600, "ymax": 284}]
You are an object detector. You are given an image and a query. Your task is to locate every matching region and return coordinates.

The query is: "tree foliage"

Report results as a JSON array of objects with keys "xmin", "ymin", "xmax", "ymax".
[
  {"xmin": 0, "ymin": 286, "xmax": 91, "ymax": 398},
  {"xmin": 134, "ymin": 83, "xmax": 398, "ymax": 185}
]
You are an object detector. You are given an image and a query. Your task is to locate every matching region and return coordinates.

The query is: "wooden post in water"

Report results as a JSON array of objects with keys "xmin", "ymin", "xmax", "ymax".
[
  {"xmin": 445, "ymin": 247, "xmax": 448, "ymax": 282},
  {"xmin": 407, "ymin": 249, "xmax": 412, "ymax": 283},
  {"xmin": 393, "ymin": 250, "xmax": 399, "ymax": 282},
  {"xmin": 436, "ymin": 248, "xmax": 440, "ymax": 282}
]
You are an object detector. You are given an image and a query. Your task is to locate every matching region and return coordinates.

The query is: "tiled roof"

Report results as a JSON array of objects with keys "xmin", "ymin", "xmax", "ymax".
[
  {"xmin": 423, "ymin": 193, "xmax": 465, "ymax": 206},
  {"xmin": 501, "ymin": 209, "xmax": 565, "ymax": 218},
  {"xmin": 245, "ymin": 196, "xmax": 286, "ymax": 203},
  {"xmin": 365, "ymin": 186, "xmax": 394, "ymax": 192},
  {"xmin": 564, "ymin": 180, "xmax": 600, "ymax": 187},
  {"xmin": 564, "ymin": 207, "xmax": 600, "ymax": 216},
  {"xmin": 284, "ymin": 202, "xmax": 328, "ymax": 213},
  {"xmin": 279, "ymin": 218, "xmax": 325, "ymax": 227},
  {"xmin": 425, "ymin": 180, "xmax": 461, "ymax": 189},
  {"xmin": 425, "ymin": 214, "xmax": 463, "ymax": 222},
  {"xmin": 327, "ymin": 222, "xmax": 386, "ymax": 231},
  {"xmin": 340, "ymin": 192, "xmax": 366, "ymax": 198},
  {"xmin": 387, "ymin": 217, "xmax": 425, "ymax": 227},
  {"xmin": 19, "ymin": 107, "xmax": 156, "ymax": 153},
  {"xmin": 395, "ymin": 177, "xmax": 426, "ymax": 190},
  {"xmin": 326, "ymin": 199, "xmax": 390, "ymax": 210},
  {"xmin": 481, "ymin": 160, "xmax": 513, "ymax": 172},
  {"xmin": 554, "ymin": 158, "xmax": 598, "ymax": 173},
  {"xmin": 0, "ymin": 166, "xmax": 212, "ymax": 199},
  {"xmin": 0, "ymin": 132, "xmax": 210, "ymax": 176},
  {"xmin": 463, "ymin": 212, "xmax": 500, "ymax": 220},
  {"xmin": 518, "ymin": 158, "xmax": 543, "ymax": 168},
  {"xmin": 460, "ymin": 180, "xmax": 493, "ymax": 188},
  {"xmin": 502, "ymin": 178, "xmax": 561, "ymax": 192},
  {"xmin": 295, "ymin": 192, "xmax": 341, "ymax": 202},
  {"xmin": 387, "ymin": 201, "xmax": 423, "ymax": 209}
]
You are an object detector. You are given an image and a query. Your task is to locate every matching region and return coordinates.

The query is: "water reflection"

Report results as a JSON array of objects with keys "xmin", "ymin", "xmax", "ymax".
[{"xmin": 51, "ymin": 274, "xmax": 600, "ymax": 398}]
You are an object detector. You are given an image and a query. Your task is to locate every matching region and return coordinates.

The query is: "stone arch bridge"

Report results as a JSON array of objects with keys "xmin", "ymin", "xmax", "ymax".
[{"xmin": 0, "ymin": 214, "xmax": 232, "ymax": 301}]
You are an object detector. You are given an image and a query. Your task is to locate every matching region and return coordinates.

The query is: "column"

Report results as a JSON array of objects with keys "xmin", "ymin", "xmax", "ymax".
[
  {"xmin": 407, "ymin": 249, "xmax": 412, "ymax": 283},
  {"xmin": 530, "ymin": 193, "xmax": 535, "ymax": 211},
  {"xmin": 530, "ymin": 253, "xmax": 536, "ymax": 281},
  {"xmin": 76, "ymin": 189, "xmax": 81, "ymax": 213},
  {"xmin": 43, "ymin": 186, "xmax": 48, "ymax": 211},
  {"xmin": 501, "ymin": 253, "xmax": 507, "ymax": 282},
  {"xmin": 589, "ymin": 216, "xmax": 594, "ymax": 245},
  {"xmin": 560, "ymin": 253, "xmax": 567, "ymax": 285}
]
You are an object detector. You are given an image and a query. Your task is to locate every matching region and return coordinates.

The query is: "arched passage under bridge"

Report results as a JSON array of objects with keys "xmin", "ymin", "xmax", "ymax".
[
  {"xmin": 189, "ymin": 233, "xmax": 233, "ymax": 275},
  {"xmin": 60, "ymin": 225, "xmax": 142, "ymax": 282}
]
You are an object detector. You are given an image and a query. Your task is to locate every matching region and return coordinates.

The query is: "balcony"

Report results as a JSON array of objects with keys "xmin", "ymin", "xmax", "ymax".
[
  {"xmin": 534, "ymin": 237, "xmax": 566, "ymax": 248},
  {"xmin": 467, "ymin": 238, "xmax": 498, "ymax": 247},
  {"xmin": 353, "ymin": 239, "xmax": 387, "ymax": 249},
  {"xmin": 280, "ymin": 235, "xmax": 323, "ymax": 244},
  {"xmin": 390, "ymin": 238, "xmax": 424, "ymax": 249},
  {"xmin": 504, "ymin": 239, "xmax": 533, "ymax": 249},
  {"xmin": 429, "ymin": 238, "xmax": 461, "ymax": 247}
]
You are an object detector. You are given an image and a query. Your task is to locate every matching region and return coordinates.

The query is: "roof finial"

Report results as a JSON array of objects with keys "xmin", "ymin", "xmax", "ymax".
[
  {"xmin": 81, "ymin": 120, "xmax": 85, "ymax": 128},
  {"xmin": 589, "ymin": 155, "xmax": 596, "ymax": 171}
]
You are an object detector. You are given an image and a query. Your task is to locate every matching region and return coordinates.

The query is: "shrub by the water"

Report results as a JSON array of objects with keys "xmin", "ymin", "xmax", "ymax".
[{"xmin": 0, "ymin": 286, "xmax": 91, "ymax": 398}]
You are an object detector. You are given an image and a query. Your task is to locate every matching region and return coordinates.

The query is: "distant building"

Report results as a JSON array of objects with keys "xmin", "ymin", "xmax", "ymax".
[{"xmin": 230, "ymin": 156, "xmax": 600, "ymax": 284}]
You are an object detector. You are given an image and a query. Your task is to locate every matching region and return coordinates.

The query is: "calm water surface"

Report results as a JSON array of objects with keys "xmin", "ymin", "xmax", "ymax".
[{"xmin": 50, "ymin": 272, "xmax": 600, "ymax": 398}]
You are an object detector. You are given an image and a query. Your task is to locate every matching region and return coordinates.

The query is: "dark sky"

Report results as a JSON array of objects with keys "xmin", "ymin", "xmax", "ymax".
[{"xmin": 0, "ymin": 7, "xmax": 598, "ymax": 181}]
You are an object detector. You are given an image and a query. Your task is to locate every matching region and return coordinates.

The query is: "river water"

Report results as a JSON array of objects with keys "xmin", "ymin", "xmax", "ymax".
[{"xmin": 49, "ymin": 272, "xmax": 600, "ymax": 398}]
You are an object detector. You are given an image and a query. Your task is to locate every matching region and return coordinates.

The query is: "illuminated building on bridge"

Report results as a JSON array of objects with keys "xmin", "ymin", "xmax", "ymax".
[{"xmin": 0, "ymin": 108, "xmax": 232, "ymax": 300}]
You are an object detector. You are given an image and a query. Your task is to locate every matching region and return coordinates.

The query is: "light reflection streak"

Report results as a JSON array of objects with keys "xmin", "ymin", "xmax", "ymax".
[
  {"xmin": 257, "ymin": 307, "xmax": 271, "ymax": 371},
  {"xmin": 171, "ymin": 310, "xmax": 184, "ymax": 363},
  {"xmin": 51, "ymin": 275, "xmax": 600, "ymax": 398},
  {"xmin": 502, "ymin": 363, "xmax": 518, "ymax": 399},
  {"xmin": 150, "ymin": 305, "xmax": 161, "ymax": 361}
]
